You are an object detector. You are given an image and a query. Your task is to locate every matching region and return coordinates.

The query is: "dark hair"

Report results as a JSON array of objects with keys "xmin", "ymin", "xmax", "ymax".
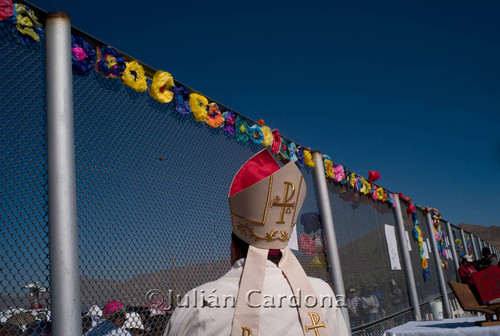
[
  {"xmin": 482, "ymin": 247, "xmax": 491, "ymax": 255},
  {"xmin": 232, "ymin": 233, "xmax": 249, "ymax": 258}
]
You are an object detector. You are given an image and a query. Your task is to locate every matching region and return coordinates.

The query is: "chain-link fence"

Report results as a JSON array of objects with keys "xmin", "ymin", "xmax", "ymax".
[{"xmin": 1, "ymin": 3, "xmax": 499, "ymax": 336}]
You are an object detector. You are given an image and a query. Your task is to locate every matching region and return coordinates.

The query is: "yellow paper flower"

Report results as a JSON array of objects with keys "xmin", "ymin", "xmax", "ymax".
[
  {"xmin": 122, "ymin": 61, "xmax": 148, "ymax": 92},
  {"xmin": 15, "ymin": 4, "xmax": 42, "ymax": 42},
  {"xmin": 360, "ymin": 178, "xmax": 370, "ymax": 194},
  {"xmin": 304, "ymin": 150, "xmax": 315, "ymax": 167},
  {"xmin": 376, "ymin": 187, "xmax": 384, "ymax": 200},
  {"xmin": 324, "ymin": 159, "xmax": 334, "ymax": 179},
  {"xmin": 206, "ymin": 103, "xmax": 225, "ymax": 128},
  {"xmin": 261, "ymin": 126, "xmax": 273, "ymax": 146},
  {"xmin": 350, "ymin": 173, "xmax": 356, "ymax": 188},
  {"xmin": 189, "ymin": 93, "xmax": 208, "ymax": 122},
  {"xmin": 149, "ymin": 71, "xmax": 174, "ymax": 103}
]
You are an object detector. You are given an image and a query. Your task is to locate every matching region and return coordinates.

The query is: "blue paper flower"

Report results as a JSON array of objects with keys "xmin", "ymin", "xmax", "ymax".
[
  {"xmin": 222, "ymin": 111, "xmax": 236, "ymax": 135},
  {"xmin": 235, "ymin": 115, "xmax": 249, "ymax": 143},
  {"xmin": 95, "ymin": 46, "xmax": 126, "ymax": 78},
  {"xmin": 71, "ymin": 35, "xmax": 96, "ymax": 75},
  {"xmin": 296, "ymin": 146, "xmax": 305, "ymax": 167},
  {"xmin": 247, "ymin": 124, "xmax": 264, "ymax": 144},
  {"xmin": 172, "ymin": 85, "xmax": 191, "ymax": 115},
  {"xmin": 288, "ymin": 142, "xmax": 298, "ymax": 162}
]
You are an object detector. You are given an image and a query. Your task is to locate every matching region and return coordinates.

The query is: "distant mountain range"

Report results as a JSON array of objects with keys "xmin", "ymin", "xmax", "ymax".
[{"xmin": 458, "ymin": 223, "xmax": 500, "ymax": 250}]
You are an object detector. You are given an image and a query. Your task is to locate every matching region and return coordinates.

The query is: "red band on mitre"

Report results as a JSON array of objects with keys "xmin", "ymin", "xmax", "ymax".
[{"xmin": 229, "ymin": 150, "xmax": 280, "ymax": 196}]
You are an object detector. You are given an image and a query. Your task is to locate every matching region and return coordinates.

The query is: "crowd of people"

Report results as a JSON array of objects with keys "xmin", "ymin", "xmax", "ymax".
[
  {"xmin": 0, "ymin": 300, "xmax": 173, "ymax": 336},
  {"xmin": 346, "ymin": 279, "xmax": 405, "ymax": 328}
]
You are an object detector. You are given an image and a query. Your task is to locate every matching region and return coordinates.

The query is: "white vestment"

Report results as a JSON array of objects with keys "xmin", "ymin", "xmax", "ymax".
[{"xmin": 164, "ymin": 259, "xmax": 350, "ymax": 336}]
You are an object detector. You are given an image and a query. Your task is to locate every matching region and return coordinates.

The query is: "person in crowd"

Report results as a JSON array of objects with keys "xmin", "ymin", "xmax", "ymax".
[
  {"xmin": 459, "ymin": 255, "xmax": 477, "ymax": 285},
  {"xmin": 373, "ymin": 285, "xmax": 385, "ymax": 317},
  {"xmin": 388, "ymin": 279, "xmax": 404, "ymax": 312},
  {"xmin": 85, "ymin": 301, "xmax": 131, "ymax": 336},
  {"xmin": 123, "ymin": 311, "xmax": 144, "ymax": 335},
  {"xmin": 359, "ymin": 286, "xmax": 380, "ymax": 324},
  {"xmin": 346, "ymin": 288, "xmax": 361, "ymax": 327},
  {"xmin": 478, "ymin": 247, "xmax": 498, "ymax": 270},
  {"xmin": 164, "ymin": 149, "xmax": 349, "ymax": 335}
]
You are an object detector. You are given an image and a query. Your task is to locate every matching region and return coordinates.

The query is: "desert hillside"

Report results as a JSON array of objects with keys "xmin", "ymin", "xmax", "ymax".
[{"xmin": 458, "ymin": 223, "xmax": 500, "ymax": 250}]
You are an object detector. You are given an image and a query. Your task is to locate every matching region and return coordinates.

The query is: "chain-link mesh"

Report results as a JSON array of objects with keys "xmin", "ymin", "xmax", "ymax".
[
  {"xmin": 0, "ymin": 18, "xmax": 50, "ymax": 333},
  {"xmin": 2, "ymin": 8, "xmax": 500, "ymax": 336},
  {"xmin": 326, "ymin": 184, "xmax": 410, "ymax": 334}
]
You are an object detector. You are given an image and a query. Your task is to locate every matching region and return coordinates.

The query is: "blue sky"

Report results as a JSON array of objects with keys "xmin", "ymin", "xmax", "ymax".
[{"xmin": 28, "ymin": 0, "xmax": 500, "ymax": 227}]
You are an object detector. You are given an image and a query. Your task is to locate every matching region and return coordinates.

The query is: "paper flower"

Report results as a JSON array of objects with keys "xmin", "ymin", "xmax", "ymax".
[
  {"xmin": 421, "ymin": 258, "xmax": 428, "ymax": 270},
  {"xmin": 376, "ymin": 187, "xmax": 384, "ymax": 201},
  {"xmin": 235, "ymin": 115, "xmax": 249, "ymax": 143},
  {"xmin": 304, "ymin": 149, "xmax": 315, "ymax": 167},
  {"xmin": 288, "ymin": 142, "xmax": 298, "ymax": 162},
  {"xmin": 71, "ymin": 35, "xmax": 96, "ymax": 76},
  {"xmin": 14, "ymin": 4, "xmax": 42, "ymax": 42},
  {"xmin": 95, "ymin": 46, "xmax": 126, "ymax": 78},
  {"xmin": 247, "ymin": 124, "xmax": 264, "ymax": 144},
  {"xmin": 423, "ymin": 269, "xmax": 430, "ymax": 281},
  {"xmin": 407, "ymin": 203, "xmax": 416, "ymax": 216},
  {"xmin": 368, "ymin": 171, "xmax": 381, "ymax": 183},
  {"xmin": 261, "ymin": 126, "xmax": 273, "ymax": 146},
  {"xmin": 0, "ymin": 0, "xmax": 14, "ymax": 22},
  {"xmin": 298, "ymin": 234, "xmax": 317, "ymax": 255},
  {"xmin": 150, "ymin": 70, "xmax": 174, "ymax": 103},
  {"xmin": 279, "ymin": 138, "xmax": 289, "ymax": 160},
  {"xmin": 296, "ymin": 146, "xmax": 305, "ymax": 167},
  {"xmin": 122, "ymin": 60, "xmax": 148, "ymax": 92},
  {"xmin": 189, "ymin": 93, "xmax": 208, "ymax": 121},
  {"xmin": 271, "ymin": 129, "xmax": 281, "ymax": 154},
  {"xmin": 324, "ymin": 158, "xmax": 334, "ymax": 179},
  {"xmin": 387, "ymin": 193, "xmax": 395, "ymax": 207},
  {"xmin": 173, "ymin": 85, "xmax": 191, "ymax": 115},
  {"xmin": 222, "ymin": 111, "xmax": 235, "ymax": 134},
  {"xmin": 332, "ymin": 165, "xmax": 344, "ymax": 182},
  {"xmin": 206, "ymin": 103, "xmax": 224, "ymax": 128}
]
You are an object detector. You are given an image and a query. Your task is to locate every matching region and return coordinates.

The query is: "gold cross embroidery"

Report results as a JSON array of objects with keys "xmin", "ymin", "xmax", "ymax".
[
  {"xmin": 305, "ymin": 312, "xmax": 326, "ymax": 336},
  {"xmin": 241, "ymin": 327, "xmax": 252, "ymax": 335},
  {"xmin": 270, "ymin": 181, "xmax": 296, "ymax": 224}
]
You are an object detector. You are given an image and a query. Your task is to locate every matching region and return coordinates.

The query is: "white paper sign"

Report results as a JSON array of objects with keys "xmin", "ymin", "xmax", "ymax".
[
  {"xmin": 445, "ymin": 236, "xmax": 450, "ymax": 247},
  {"xmin": 422, "ymin": 241, "xmax": 430, "ymax": 259},
  {"xmin": 288, "ymin": 225, "xmax": 298, "ymax": 251},
  {"xmin": 385, "ymin": 224, "xmax": 402, "ymax": 270},
  {"xmin": 405, "ymin": 230, "xmax": 412, "ymax": 251},
  {"xmin": 426, "ymin": 239, "xmax": 432, "ymax": 253}
]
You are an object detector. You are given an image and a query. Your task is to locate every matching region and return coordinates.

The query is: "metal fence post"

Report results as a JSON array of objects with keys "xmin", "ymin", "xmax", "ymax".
[
  {"xmin": 445, "ymin": 222, "xmax": 460, "ymax": 271},
  {"xmin": 470, "ymin": 234, "xmax": 479, "ymax": 260},
  {"xmin": 46, "ymin": 12, "xmax": 82, "ymax": 336},
  {"xmin": 424, "ymin": 213, "xmax": 451, "ymax": 318},
  {"xmin": 459, "ymin": 229, "xmax": 467, "ymax": 257},
  {"xmin": 393, "ymin": 194, "xmax": 421, "ymax": 321},
  {"xmin": 311, "ymin": 152, "xmax": 351, "ymax": 332}
]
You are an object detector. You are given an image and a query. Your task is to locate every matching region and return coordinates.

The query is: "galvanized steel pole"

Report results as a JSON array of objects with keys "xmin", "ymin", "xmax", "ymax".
[
  {"xmin": 424, "ymin": 213, "xmax": 451, "ymax": 318},
  {"xmin": 312, "ymin": 152, "xmax": 351, "ymax": 332},
  {"xmin": 470, "ymin": 234, "xmax": 479, "ymax": 260},
  {"xmin": 459, "ymin": 229, "xmax": 467, "ymax": 257},
  {"xmin": 445, "ymin": 222, "xmax": 460, "ymax": 271},
  {"xmin": 46, "ymin": 12, "xmax": 82, "ymax": 336},
  {"xmin": 393, "ymin": 195, "xmax": 421, "ymax": 320}
]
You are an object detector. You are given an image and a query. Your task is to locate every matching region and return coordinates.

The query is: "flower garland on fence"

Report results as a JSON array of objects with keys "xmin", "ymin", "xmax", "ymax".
[
  {"xmin": 0, "ymin": 4, "xmax": 442, "ymax": 214},
  {"xmin": 423, "ymin": 206, "xmax": 447, "ymax": 269},
  {"xmin": 405, "ymin": 196, "xmax": 430, "ymax": 280}
]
